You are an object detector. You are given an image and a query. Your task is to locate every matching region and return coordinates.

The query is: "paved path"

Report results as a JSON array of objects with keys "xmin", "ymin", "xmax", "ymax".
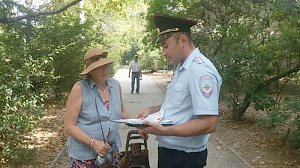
[{"xmin": 50, "ymin": 67, "xmax": 250, "ymax": 168}]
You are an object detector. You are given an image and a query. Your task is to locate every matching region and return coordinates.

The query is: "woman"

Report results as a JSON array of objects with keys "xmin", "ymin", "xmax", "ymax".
[{"xmin": 64, "ymin": 48, "xmax": 131, "ymax": 168}]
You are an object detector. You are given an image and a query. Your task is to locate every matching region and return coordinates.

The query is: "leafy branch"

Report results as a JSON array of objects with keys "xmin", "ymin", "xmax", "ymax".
[{"xmin": 0, "ymin": 0, "xmax": 82, "ymax": 24}]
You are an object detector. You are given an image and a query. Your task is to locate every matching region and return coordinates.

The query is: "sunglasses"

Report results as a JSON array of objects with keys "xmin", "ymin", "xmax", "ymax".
[{"xmin": 85, "ymin": 53, "xmax": 108, "ymax": 67}]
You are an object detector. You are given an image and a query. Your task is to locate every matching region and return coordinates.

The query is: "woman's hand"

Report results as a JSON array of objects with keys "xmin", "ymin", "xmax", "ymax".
[
  {"xmin": 135, "ymin": 108, "xmax": 151, "ymax": 140},
  {"xmin": 92, "ymin": 140, "xmax": 111, "ymax": 157},
  {"xmin": 136, "ymin": 105, "xmax": 161, "ymax": 119},
  {"xmin": 136, "ymin": 108, "xmax": 150, "ymax": 119}
]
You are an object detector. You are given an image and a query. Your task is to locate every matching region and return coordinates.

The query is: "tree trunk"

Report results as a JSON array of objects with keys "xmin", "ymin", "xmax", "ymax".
[
  {"xmin": 232, "ymin": 93, "xmax": 252, "ymax": 121},
  {"xmin": 231, "ymin": 63, "xmax": 300, "ymax": 120}
]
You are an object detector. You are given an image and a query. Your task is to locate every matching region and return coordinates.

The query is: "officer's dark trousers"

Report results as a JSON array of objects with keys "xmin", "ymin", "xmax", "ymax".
[
  {"xmin": 131, "ymin": 72, "xmax": 140, "ymax": 93},
  {"xmin": 158, "ymin": 147, "xmax": 207, "ymax": 168}
]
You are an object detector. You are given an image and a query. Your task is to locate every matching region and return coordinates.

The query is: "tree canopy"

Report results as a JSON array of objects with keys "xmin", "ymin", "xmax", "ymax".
[{"xmin": 1, "ymin": 0, "xmax": 299, "ymax": 164}]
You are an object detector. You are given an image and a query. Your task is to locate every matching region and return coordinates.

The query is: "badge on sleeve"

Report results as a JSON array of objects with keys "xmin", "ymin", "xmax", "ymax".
[{"xmin": 200, "ymin": 75, "xmax": 214, "ymax": 97}]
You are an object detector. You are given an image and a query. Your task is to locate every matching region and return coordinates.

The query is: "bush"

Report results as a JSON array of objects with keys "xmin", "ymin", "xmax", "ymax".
[
  {"xmin": 0, "ymin": 56, "xmax": 55, "ymax": 163},
  {"xmin": 288, "ymin": 129, "xmax": 300, "ymax": 149},
  {"xmin": 258, "ymin": 96, "xmax": 300, "ymax": 149},
  {"xmin": 258, "ymin": 110, "xmax": 289, "ymax": 128}
]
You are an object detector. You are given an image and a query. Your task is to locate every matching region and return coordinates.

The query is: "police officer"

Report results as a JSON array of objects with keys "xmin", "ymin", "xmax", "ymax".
[{"xmin": 136, "ymin": 14, "xmax": 222, "ymax": 168}]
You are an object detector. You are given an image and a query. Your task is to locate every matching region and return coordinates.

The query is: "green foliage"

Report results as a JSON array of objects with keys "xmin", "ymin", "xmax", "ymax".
[
  {"xmin": 288, "ymin": 128, "xmax": 300, "ymax": 149},
  {"xmin": 252, "ymin": 91, "xmax": 277, "ymax": 112},
  {"xmin": 1, "ymin": 0, "xmax": 149, "ymax": 164},
  {"xmin": 258, "ymin": 96, "xmax": 300, "ymax": 148},
  {"xmin": 138, "ymin": 46, "xmax": 166, "ymax": 72},
  {"xmin": 1, "ymin": 0, "xmax": 299, "ymax": 164},
  {"xmin": 2, "ymin": 146, "xmax": 37, "ymax": 165},
  {"xmin": 0, "ymin": 54, "xmax": 52, "ymax": 162},
  {"xmin": 146, "ymin": 0, "xmax": 300, "ymax": 123},
  {"xmin": 35, "ymin": 10, "xmax": 93, "ymax": 98},
  {"xmin": 196, "ymin": 0, "xmax": 299, "ymax": 119},
  {"xmin": 283, "ymin": 96, "xmax": 300, "ymax": 148},
  {"xmin": 258, "ymin": 110, "xmax": 289, "ymax": 128},
  {"xmin": 0, "ymin": 0, "xmax": 76, "ymax": 162}
]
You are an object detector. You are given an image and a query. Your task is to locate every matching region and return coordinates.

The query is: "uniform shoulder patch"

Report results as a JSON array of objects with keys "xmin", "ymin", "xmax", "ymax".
[
  {"xmin": 193, "ymin": 56, "xmax": 204, "ymax": 64},
  {"xmin": 200, "ymin": 75, "xmax": 214, "ymax": 97}
]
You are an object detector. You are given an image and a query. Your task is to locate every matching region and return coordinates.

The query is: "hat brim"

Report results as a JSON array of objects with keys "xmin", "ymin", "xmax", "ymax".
[
  {"xmin": 155, "ymin": 32, "xmax": 174, "ymax": 43},
  {"xmin": 79, "ymin": 58, "xmax": 114, "ymax": 75}
]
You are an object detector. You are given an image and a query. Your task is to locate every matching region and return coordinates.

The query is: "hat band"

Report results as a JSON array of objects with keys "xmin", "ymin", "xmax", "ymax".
[
  {"xmin": 85, "ymin": 54, "xmax": 107, "ymax": 68},
  {"xmin": 157, "ymin": 28, "xmax": 179, "ymax": 36}
]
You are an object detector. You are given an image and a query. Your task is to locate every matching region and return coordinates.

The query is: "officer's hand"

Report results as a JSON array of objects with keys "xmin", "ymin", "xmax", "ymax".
[
  {"xmin": 141, "ymin": 120, "xmax": 167, "ymax": 135},
  {"xmin": 128, "ymin": 75, "xmax": 130, "ymax": 78},
  {"xmin": 92, "ymin": 140, "xmax": 111, "ymax": 157}
]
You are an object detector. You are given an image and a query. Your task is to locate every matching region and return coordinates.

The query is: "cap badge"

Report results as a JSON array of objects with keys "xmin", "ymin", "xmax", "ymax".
[{"xmin": 157, "ymin": 28, "xmax": 179, "ymax": 36}]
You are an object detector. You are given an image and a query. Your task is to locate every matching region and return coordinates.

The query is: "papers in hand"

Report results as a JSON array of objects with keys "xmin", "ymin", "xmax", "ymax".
[
  {"xmin": 144, "ymin": 108, "xmax": 164, "ymax": 122},
  {"xmin": 112, "ymin": 109, "xmax": 173, "ymax": 127}
]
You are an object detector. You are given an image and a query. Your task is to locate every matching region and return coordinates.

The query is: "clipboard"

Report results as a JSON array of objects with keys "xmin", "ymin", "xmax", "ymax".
[
  {"xmin": 112, "ymin": 119, "xmax": 173, "ymax": 127},
  {"xmin": 126, "ymin": 121, "xmax": 173, "ymax": 127},
  {"xmin": 112, "ymin": 109, "xmax": 173, "ymax": 127}
]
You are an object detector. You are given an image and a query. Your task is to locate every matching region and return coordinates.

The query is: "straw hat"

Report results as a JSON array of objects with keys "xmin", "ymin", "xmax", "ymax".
[{"xmin": 79, "ymin": 48, "xmax": 114, "ymax": 75}]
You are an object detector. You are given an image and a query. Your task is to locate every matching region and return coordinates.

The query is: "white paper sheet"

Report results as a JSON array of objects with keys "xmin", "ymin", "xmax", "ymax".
[{"xmin": 112, "ymin": 109, "xmax": 172, "ymax": 125}]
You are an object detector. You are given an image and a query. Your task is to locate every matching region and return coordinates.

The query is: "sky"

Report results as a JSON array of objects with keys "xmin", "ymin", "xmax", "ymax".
[{"xmin": 18, "ymin": 0, "xmax": 51, "ymax": 9}]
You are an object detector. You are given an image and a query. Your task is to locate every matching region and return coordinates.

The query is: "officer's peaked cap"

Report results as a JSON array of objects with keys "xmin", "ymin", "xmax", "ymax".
[{"xmin": 153, "ymin": 14, "xmax": 197, "ymax": 43}]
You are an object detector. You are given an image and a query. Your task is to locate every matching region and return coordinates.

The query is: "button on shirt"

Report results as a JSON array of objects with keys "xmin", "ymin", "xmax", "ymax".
[
  {"xmin": 157, "ymin": 48, "xmax": 222, "ymax": 153},
  {"xmin": 129, "ymin": 61, "xmax": 141, "ymax": 72}
]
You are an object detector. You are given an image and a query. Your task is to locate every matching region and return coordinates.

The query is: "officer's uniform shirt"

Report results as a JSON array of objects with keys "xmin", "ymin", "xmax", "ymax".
[
  {"xmin": 157, "ymin": 48, "xmax": 222, "ymax": 153},
  {"xmin": 129, "ymin": 61, "xmax": 141, "ymax": 73}
]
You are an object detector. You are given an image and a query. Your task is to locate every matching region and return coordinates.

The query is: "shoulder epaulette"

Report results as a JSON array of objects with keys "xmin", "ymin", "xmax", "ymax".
[{"xmin": 193, "ymin": 56, "xmax": 204, "ymax": 64}]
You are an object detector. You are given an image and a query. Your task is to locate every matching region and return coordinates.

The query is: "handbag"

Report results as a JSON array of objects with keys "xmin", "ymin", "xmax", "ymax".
[{"xmin": 120, "ymin": 130, "xmax": 150, "ymax": 168}]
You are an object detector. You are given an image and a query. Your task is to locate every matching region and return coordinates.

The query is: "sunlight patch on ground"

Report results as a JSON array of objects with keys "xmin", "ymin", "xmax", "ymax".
[
  {"xmin": 41, "ymin": 115, "xmax": 57, "ymax": 120},
  {"xmin": 25, "ymin": 113, "xmax": 61, "ymax": 149},
  {"xmin": 27, "ymin": 129, "xmax": 58, "ymax": 148}
]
